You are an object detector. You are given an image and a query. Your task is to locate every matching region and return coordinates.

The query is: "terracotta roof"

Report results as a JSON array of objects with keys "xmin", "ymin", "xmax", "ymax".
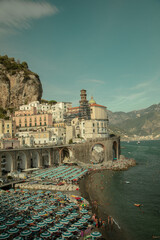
[{"xmin": 90, "ymin": 103, "xmax": 106, "ymax": 108}]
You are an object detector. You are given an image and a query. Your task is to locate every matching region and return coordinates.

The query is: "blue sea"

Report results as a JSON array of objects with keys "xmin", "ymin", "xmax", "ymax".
[{"xmin": 98, "ymin": 140, "xmax": 160, "ymax": 240}]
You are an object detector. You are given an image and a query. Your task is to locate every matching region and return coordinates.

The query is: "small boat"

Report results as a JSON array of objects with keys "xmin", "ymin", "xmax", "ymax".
[
  {"xmin": 137, "ymin": 141, "xmax": 140, "ymax": 144},
  {"xmin": 125, "ymin": 181, "xmax": 130, "ymax": 184},
  {"xmin": 134, "ymin": 203, "xmax": 142, "ymax": 207}
]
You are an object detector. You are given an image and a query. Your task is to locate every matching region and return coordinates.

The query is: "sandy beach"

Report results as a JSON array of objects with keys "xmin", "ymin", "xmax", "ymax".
[{"xmin": 79, "ymin": 170, "xmax": 129, "ymax": 240}]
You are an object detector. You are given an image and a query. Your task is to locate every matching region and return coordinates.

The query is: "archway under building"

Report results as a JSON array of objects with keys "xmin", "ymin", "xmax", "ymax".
[
  {"xmin": 17, "ymin": 152, "xmax": 27, "ymax": 171},
  {"xmin": 113, "ymin": 141, "xmax": 118, "ymax": 160},
  {"xmin": 42, "ymin": 150, "xmax": 50, "ymax": 168},
  {"xmin": 91, "ymin": 143, "xmax": 105, "ymax": 164},
  {"xmin": 30, "ymin": 151, "xmax": 40, "ymax": 168},
  {"xmin": 1, "ymin": 153, "xmax": 13, "ymax": 175},
  {"xmin": 59, "ymin": 147, "xmax": 73, "ymax": 164}
]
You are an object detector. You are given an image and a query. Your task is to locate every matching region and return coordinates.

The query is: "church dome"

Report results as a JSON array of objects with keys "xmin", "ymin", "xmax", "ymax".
[{"xmin": 89, "ymin": 96, "xmax": 96, "ymax": 104}]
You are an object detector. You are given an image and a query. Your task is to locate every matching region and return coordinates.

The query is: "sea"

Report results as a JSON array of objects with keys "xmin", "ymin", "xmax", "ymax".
[{"xmin": 96, "ymin": 140, "xmax": 160, "ymax": 240}]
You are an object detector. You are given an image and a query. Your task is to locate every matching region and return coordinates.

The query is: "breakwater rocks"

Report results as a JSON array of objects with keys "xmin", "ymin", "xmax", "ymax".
[{"xmin": 103, "ymin": 155, "xmax": 136, "ymax": 171}]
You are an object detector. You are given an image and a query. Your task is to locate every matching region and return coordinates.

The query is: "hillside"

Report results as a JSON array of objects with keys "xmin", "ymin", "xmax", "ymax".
[
  {"xmin": 0, "ymin": 55, "xmax": 42, "ymax": 110},
  {"xmin": 108, "ymin": 103, "xmax": 160, "ymax": 140}
]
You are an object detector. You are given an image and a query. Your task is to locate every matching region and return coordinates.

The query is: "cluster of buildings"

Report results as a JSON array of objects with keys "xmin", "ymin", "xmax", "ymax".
[{"xmin": 0, "ymin": 89, "xmax": 109, "ymax": 149}]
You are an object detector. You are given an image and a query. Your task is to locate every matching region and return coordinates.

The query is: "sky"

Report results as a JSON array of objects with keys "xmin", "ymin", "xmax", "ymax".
[{"xmin": 0, "ymin": 0, "xmax": 160, "ymax": 113}]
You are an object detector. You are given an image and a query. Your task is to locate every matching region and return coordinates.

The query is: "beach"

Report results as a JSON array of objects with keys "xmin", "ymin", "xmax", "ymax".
[{"xmin": 79, "ymin": 170, "xmax": 129, "ymax": 240}]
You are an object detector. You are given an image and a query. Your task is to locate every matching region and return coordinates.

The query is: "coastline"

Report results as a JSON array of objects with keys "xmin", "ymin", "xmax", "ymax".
[{"xmin": 79, "ymin": 169, "xmax": 129, "ymax": 240}]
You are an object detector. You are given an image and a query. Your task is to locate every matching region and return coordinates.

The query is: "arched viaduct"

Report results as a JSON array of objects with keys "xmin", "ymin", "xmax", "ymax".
[{"xmin": 0, "ymin": 136, "xmax": 120, "ymax": 177}]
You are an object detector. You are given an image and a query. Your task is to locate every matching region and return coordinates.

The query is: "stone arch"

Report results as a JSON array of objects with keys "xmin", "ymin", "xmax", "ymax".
[
  {"xmin": 91, "ymin": 143, "xmax": 105, "ymax": 164},
  {"xmin": 16, "ymin": 152, "xmax": 27, "ymax": 171},
  {"xmin": 113, "ymin": 141, "xmax": 118, "ymax": 160},
  {"xmin": 59, "ymin": 147, "xmax": 73, "ymax": 164},
  {"xmin": 0, "ymin": 152, "xmax": 13, "ymax": 175},
  {"xmin": 42, "ymin": 150, "xmax": 51, "ymax": 168},
  {"xmin": 30, "ymin": 151, "xmax": 40, "ymax": 168}
]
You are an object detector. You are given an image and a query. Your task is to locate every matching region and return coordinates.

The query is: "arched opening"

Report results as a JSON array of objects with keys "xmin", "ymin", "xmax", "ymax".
[
  {"xmin": 113, "ymin": 141, "xmax": 117, "ymax": 160},
  {"xmin": 42, "ymin": 150, "xmax": 50, "ymax": 168},
  {"xmin": 16, "ymin": 152, "xmax": 27, "ymax": 171},
  {"xmin": 75, "ymin": 126, "xmax": 80, "ymax": 138},
  {"xmin": 91, "ymin": 143, "xmax": 105, "ymax": 164},
  {"xmin": 1, "ymin": 153, "xmax": 13, "ymax": 175},
  {"xmin": 31, "ymin": 151, "xmax": 40, "ymax": 168},
  {"xmin": 59, "ymin": 148, "xmax": 73, "ymax": 164}
]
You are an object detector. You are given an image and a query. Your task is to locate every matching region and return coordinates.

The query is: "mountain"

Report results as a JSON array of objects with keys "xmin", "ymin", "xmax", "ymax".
[
  {"xmin": 0, "ymin": 55, "xmax": 42, "ymax": 110},
  {"xmin": 108, "ymin": 103, "xmax": 160, "ymax": 140}
]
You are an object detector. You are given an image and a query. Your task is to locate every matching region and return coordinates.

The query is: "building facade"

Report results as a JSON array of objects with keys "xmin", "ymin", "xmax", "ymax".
[{"xmin": 0, "ymin": 119, "xmax": 16, "ymax": 138}]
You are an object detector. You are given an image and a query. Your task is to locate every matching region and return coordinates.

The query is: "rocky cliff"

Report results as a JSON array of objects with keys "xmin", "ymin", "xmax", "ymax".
[{"xmin": 0, "ymin": 55, "xmax": 42, "ymax": 109}]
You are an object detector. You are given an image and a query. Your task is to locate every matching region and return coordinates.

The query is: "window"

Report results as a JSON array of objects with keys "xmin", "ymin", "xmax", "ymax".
[
  {"xmin": 93, "ymin": 129, "xmax": 95, "ymax": 133},
  {"xmin": 29, "ymin": 123, "xmax": 32, "ymax": 127},
  {"xmin": 25, "ymin": 123, "xmax": 27, "ymax": 127},
  {"xmin": 19, "ymin": 124, "xmax": 21, "ymax": 127},
  {"xmin": 7, "ymin": 124, "xmax": 9, "ymax": 128},
  {"xmin": 44, "ymin": 122, "xmax": 46, "ymax": 126},
  {"xmin": 7, "ymin": 130, "xmax": 9, "ymax": 133},
  {"xmin": 35, "ymin": 123, "xmax": 37, "ymax": 126},
  {"xmin": 93, "ymin": 123, "xmax": 95, "ymax": 127}
]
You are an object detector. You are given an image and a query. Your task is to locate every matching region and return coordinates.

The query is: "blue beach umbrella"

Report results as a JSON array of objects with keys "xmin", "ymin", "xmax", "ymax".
[
  {"xmin": 25, "ymin": 219, "xmax": 34, "ymax": 224},
  {"xmin": 49, "ymin": 205, "xmax": 57, "ymax": 209},
  {"xmin": 0, "ymin": 233, "xmax": 10, "ymax": 239},
  {"xmin": 8, "ymin": 228, "xmax": 19, "ymax": 235},
  {"xmin": 45, "ymin": 208, "xmax": 53, "ymax": 212},
  {"xmin": 20, "ymin": 230, "xmax": 32, "ymax": 237},
  {"xmin": 40, "ymin": 231, "xmax": 51, "ymax": 238},
  {"xmin": 90, "ymin": 231, "xmax": 102, "ymax": 238},
  {"xmin": 30, "ymin": 226, "xmax": 40, "ymax": 232},
  {"xmin": 68, "ymin": 226, "xmax": 78, "ymax": 232},
  {"xmin": 44, "ymin": 218, "xmax": 54, "ymax": 224},
  {"xmin": 56, "ymin": 211, "xmax": 64, "ymax": 216},
  {"xmin": 54, "ymin": 223, "xmax": 64, "ymax": 229},
  {"xmin": 73, "ymin": 222, "xmax": 83, "ymax": 227},
  {"xmin": 48, "ymin": 227, "xmax": 58, "ymax": 233},
  {"xmin": 62, "ymin": 231, "xmax": 73, "ymax": 238},
  {"xmin": 34, "ymin": 206, "xmax": 42, "ymax": 210},
  {"xmin": 79, "ymin": 218, "xmax": 88, "ymax": 223},
  {"xmin": 36, "ymin": 190, "xmax": 43, "ymax": 193},
  {"xmin": 13, "ymin": 237, "xmax": 24, "ymax": 240},
  {"xmin": 13, "ymin": 216, "xmax": 23, "ymax": 222},
  {"xmin": 38, "ymin": 211, "xmax": 46, "ymax": 216},
  {"xmin": 35, "ymin": 199, "xmax": 42, "ymax": 203},
  {"xmin": 66, "ymin": 215, "xmax": 74, "ymax": 220},
  {"xmin": 17, "ymin": 223, "xmax": 27, "ymax": 229},
  {"xmin": 80, "ymin": 209, "xmax": 88, "ymax": 214},
  {"xmin": 82, "ymin": 214, "xmax": 91, "ymax": 219},
  {"xmin": 32, "ymin": 215, "xmax": 41, "ymax": 220},
  {"xmin": 71, "ymin": 212, "xmax": 79, "ymax": 217},
  {"xmin": 60, "ymin": 219, "xmax": 69, "ymax": 225},
  {"xmin": 0, "ymin": 225, "xmax": 7, "ymax": 231},
  {"xmin": 0, "ymin": 217, "xmax": 5, "ymax": 222},
  {"xmin": 6, "ymin": 220, "xmax": 15, "ymax": 226},
  {"xmin": 37, "ymin": 222, "xmax": 46, "ymax": 228}
]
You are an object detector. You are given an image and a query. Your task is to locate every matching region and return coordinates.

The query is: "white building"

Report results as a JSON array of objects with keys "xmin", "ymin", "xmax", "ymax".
[
  {"xmin": 51, "ymin": 102, "xmax": 72, "ymax": 122},
  {"xmin": 20, "ymin": 101, "xmax": 51, "ymax": 113}
]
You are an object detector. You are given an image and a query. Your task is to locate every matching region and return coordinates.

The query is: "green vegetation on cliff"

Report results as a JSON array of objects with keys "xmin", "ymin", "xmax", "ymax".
[{"xmin": 0, "ymin": 55, "xmax": 38, "ymax": 77}]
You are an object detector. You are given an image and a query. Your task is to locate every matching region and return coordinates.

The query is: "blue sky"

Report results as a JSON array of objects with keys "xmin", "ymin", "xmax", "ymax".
[{"xmin": 0, "ymin": 0, "xmax": 160, "ymax": 112}]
